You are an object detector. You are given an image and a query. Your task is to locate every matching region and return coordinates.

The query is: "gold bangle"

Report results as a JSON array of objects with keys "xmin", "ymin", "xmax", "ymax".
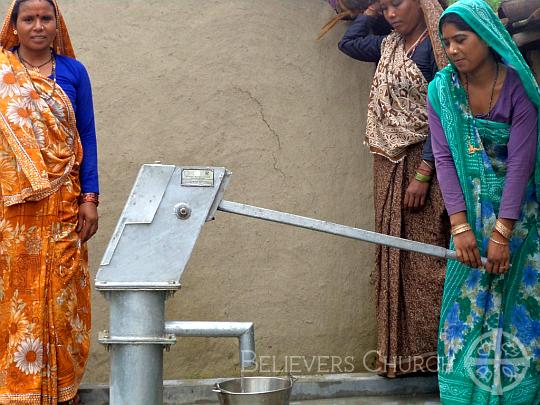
[
  {"xmin": 451, "ymin": 223, "xmax": 471, "ymax": 236},
  {"xmin": 451, "ymin": 223, "xmax": 470, "ymax": 232},
  {"xmin": 452, "ymin": 228, "xmax": 471, "ymax": 236},
  {"xmin": 489, "ymin": 237, "xmax": 509, "ymax": 246},
  {"xmin": 494, "ymin": 220, "xmax": 512, "ymax": 240},
  {"xmin": 422, "ymin": 159, "xmax": 434, "ymax": 170}
]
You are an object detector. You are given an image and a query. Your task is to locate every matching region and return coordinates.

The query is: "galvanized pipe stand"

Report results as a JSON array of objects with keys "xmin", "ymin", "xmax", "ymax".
[
  {"xmin": 96, "ymin": 164, "xmax": 484, "ymax": 405},
  {"xmin": 101, "ymin": 291, "xmax": 171, "ymax": 404}
]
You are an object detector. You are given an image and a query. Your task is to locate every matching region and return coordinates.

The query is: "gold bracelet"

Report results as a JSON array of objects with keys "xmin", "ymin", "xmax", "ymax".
[
  {"xmin": 489, "ymin": 237, "xmax": 509, "ymax": 246},
  {"xmin": 422, "ymin": 159, "xmax": 434, "ymax": 170},
  {"xmin": 451, "ymin": 223, "xmax": 470, "ymax": 232},
  {"xmin": 451, "ymin": 223, "xmax": 471, "ymax": 236},
  {"xmin": 494, "ymin": 220, "xmax": 512, "ymax": 240}
]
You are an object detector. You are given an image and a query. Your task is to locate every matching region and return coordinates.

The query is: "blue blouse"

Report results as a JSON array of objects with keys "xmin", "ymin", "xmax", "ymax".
[
  {"xmin": 338, "ymin": 14, "xmax": 438, "ymax": 161},
  {"xmin": 52, "ymin": 53, "xmax": 99, "ymax": 193}
]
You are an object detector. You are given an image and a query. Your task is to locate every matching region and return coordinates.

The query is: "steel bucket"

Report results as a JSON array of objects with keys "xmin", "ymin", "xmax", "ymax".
[{"xmin": 213, "ymin": 376, "xmax": 295, "ymax": 405}]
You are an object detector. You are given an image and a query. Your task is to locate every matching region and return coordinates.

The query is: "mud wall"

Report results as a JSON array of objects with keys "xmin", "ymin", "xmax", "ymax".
[{"xmin": 57, "ymin": 0, "xmax": 377, "ymax": 382}]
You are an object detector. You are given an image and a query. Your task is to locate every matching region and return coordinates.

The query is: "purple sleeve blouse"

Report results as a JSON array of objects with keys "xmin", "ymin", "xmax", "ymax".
[{"xmin": 429, "ymin": 67, "xmax": 538, "ymax": 220}]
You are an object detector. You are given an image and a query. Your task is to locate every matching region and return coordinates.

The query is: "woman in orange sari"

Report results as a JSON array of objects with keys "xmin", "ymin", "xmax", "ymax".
[{"xmin": 0, "ymin": 0, "xmax": 99, "ymax": 403}]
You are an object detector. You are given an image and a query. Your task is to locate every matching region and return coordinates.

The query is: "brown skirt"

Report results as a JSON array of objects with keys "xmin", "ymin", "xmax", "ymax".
[{"xmin": 372, "ymin": 142, "xmax": 450, "ymax": 378}]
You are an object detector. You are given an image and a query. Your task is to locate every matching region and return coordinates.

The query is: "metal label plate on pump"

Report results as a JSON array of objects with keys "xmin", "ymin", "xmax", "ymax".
[
  {"xmin": 96, "ymin": 165, "xmax": 229, "ymax": 290},
  {"xmin": 181, "ymin": 169, "xmax": 214, "ymax": 187}
]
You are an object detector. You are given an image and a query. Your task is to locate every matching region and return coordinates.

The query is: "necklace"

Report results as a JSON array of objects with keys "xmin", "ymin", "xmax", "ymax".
[
  {"xmin": 17, "ymin": 49, "xmax": 57, "ymax": 102},
  {"xmin": 405, "ymin": 29, "xmax": 428, "ymax": 58},
  {"xmin": 464, "ymin": 62, "xmax": 500, "ymax": 154},
  {"xmin": 17, "ymin": 50, "xmax": 53, "ymax": 73}
]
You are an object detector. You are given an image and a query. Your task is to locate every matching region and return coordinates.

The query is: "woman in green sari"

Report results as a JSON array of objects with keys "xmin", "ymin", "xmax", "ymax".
[{"xmin": 427, "ymin": 0, "xmax": 540, "ymax": 403}]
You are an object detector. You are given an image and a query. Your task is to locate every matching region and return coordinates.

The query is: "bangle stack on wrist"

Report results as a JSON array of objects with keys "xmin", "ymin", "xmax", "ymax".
[
  {"xmin": 415, "ymin": 162, "xmax": 433, "ymax": 183},
  {"xmin": 451, "ymin": 222, "xmax": 471, "ymax": 236},
  {"xmin": 79, "ymin": 192, "xmax": 99, "ymax": 207},
  {"xmin": 415, "ymin": 171, "xmax": 432, "ymax": 182},
  {"xmin": 494, "ymin": 220, "xmax": 512, "ymax": 240}
]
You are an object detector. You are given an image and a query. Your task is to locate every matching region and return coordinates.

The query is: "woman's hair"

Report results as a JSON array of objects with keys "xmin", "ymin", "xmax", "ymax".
[
  {"xmin": 439, "ymin": 12, "xmax": 474, "ymax": 32},
  {"xmin": 11, "ymin": 0, "xmax": 57, "ymax": 25}
]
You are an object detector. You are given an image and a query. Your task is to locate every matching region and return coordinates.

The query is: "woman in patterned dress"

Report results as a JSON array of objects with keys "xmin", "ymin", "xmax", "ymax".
[
  {"xmin": 0, "ymin": 0, "xmax": 99, "ymax": 403},
  {"xmin": 428, "ymin": 0, "xmax": 540, "ymax": 402},
  {"xmin": 338, "ymin": 0, "xmax": 450, "ymax": 377}
]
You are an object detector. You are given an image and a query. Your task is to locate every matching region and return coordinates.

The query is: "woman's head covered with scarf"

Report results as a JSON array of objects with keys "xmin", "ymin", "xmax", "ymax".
[
  {"xmin": 0, "ymin": 0, "xmax": 75, "ymax": 58},
  {"xmin": 433, "ymin": 0, "xmax": 540, "ymax": 196},
  {"xmin": 438, "ymin": 0, "xmax": 539, "ymax": 112},
  {"xmin": 448, "ymin": 0, "xmax": 500, "ymax": 11},
  {"xmin": 379, "ymin": 0, "xmax": 448, "ymax": 68},
  {"xmin": 0, "ymin": 0, "xmax": 81, "ymax": 205}
]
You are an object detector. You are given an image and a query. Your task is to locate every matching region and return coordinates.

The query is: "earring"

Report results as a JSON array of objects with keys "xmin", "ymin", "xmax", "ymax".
[{"xmin": 13, "ymin": 29, "xmax": 17, "ymax": 35}]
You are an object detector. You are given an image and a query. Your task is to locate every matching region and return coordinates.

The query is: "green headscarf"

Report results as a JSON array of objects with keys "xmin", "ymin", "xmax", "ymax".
[
  {"xmin": 448, "ymin": 0, "xmax": 501, "ymax": 11},
  {"xmin": 432, "ymin": 0, "xmax": 540, "ymax": 199}
]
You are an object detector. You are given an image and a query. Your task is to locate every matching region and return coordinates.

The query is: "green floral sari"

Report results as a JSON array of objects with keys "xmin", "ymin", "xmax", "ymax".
[{"xmin": 428, "ymin": 0, "xmax": 540, "ymax": 404}]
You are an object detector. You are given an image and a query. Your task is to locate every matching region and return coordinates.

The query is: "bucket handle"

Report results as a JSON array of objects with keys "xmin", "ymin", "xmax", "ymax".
[{"xmin": 212, "ymin": 383, "xmax": 222, "ymax": 393}]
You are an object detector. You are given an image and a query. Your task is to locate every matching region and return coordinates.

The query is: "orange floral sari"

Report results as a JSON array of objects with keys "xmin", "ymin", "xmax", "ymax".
[{"xmin": 0, "ymin": 1, "xmax": 90, "ymax": 403}]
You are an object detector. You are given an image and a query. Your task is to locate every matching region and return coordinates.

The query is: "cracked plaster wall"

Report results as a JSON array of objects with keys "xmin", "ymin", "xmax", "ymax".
[{"xmin": 2, "ymin": 0, "xmax": 382, "ymax": 382}]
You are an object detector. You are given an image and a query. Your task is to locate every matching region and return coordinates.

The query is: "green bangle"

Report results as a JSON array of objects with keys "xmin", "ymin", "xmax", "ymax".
[{"xmin": 415, "ymin": 172, "xmax": 432, "ymax": 182}]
